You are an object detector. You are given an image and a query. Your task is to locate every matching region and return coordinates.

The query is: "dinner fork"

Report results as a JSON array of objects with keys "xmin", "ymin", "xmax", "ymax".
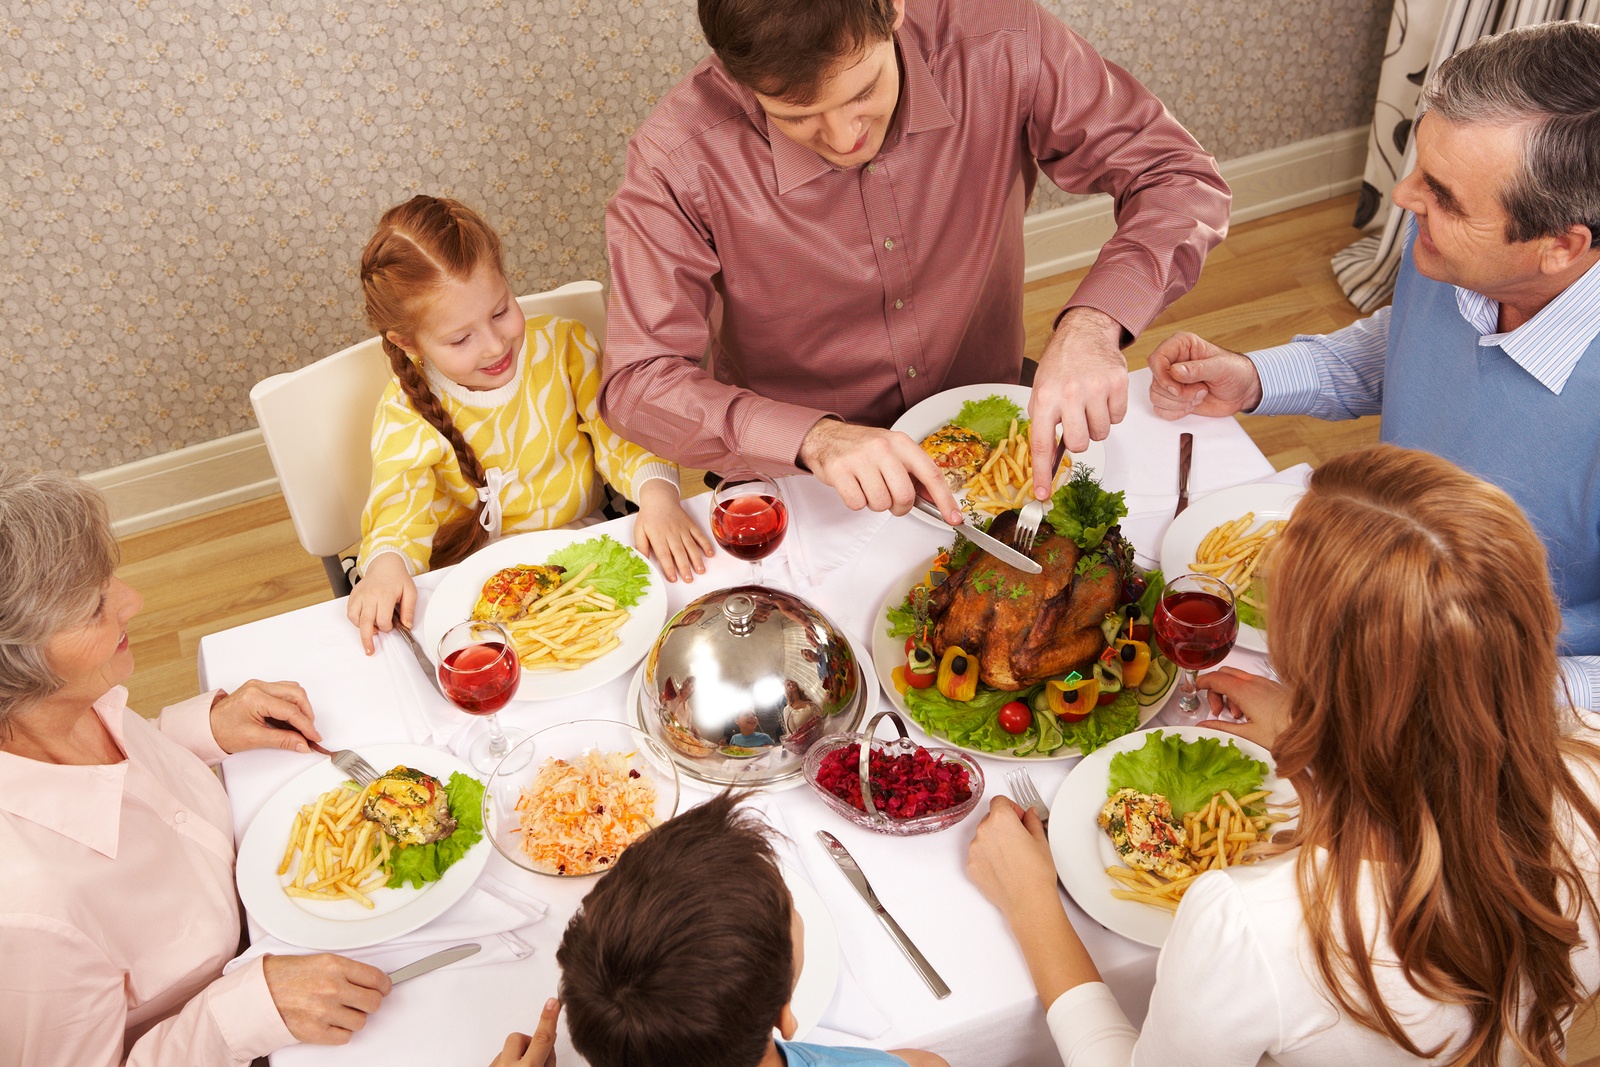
[
  {"xmin": 1006, "ymin": 769, "xmax": 1051, "ymax": 830},
  {"xmin": 264, "ymin": 718, "xmax": 381, "ymax": 786},
  {"xmin": 1011, "ymin": 439, "xmax": 1069, "ymax": 554}
]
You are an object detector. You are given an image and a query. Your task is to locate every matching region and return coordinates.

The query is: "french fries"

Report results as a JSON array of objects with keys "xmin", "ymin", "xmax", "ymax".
[
  {"xmin": 278, "ymin": 782, "xmax": 391, "ymax": 909},
  {"xmin": 963, "ymin": 418, "xmax": 1072, "ymax": 515},
  {"xmin": 1105, "ymin": 788, "xmax": 1289, "ymax": 911},
  {"xmin": 505, "ymin": 562, "xmax": 631, "ymax": 671},
  {"xmin": 1190, "ymin": 512, "xmax": 1285, "ymax": 611}
]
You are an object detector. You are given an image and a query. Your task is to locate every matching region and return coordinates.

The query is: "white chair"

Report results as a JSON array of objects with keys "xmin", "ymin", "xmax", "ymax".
[{"xmin": 250, "ymin": 280, "xmax": 607, "ymax": 595}]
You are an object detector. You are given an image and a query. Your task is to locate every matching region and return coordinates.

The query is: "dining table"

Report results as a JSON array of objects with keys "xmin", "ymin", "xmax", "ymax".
[{"xmin": 206, "ymin": 370, "xmax": 1296, "ymax": 1066}]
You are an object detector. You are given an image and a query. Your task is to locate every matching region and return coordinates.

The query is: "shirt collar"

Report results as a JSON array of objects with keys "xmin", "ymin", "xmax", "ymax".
[
  {"xmin": 1449, "ymin": 252, "xmax": 1600, "ymax": 396},
  {"xmin": 766, "ymin": 24, "xmax": 957, "ymax": 196},
  {"xmin": 0, "ymin": 688, "xmax": 130, "ymax": 859}
]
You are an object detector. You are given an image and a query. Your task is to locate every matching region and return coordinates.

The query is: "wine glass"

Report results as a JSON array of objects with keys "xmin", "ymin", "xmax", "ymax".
[
  {"xmin": 1152, "ymin": 573, "xmax": 1239, "ymax": 719},
  {"xmin": 437, "ymin": 620, "xmax": 530, "ymax": 773},
  {"xmin": 710, "ymin": 471, "xmax": 789, "ymax": 584}
]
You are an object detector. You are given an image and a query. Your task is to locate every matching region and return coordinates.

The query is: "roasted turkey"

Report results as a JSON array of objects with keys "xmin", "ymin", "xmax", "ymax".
[{"xmin": 924, "ymin": 512, "xmax": 1123, "ymax": 690}]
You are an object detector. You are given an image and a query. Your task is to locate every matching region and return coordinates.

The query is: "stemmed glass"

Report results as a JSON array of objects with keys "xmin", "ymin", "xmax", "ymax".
[
  {"xmin": 437, "ymin": 620, "xmax": 530, "ymax": 773},
  {"xmin": 1152, "ymin": 573, "xmax": 1239, "ymax": 719},
  {"xmin": 710, "ymin": 471, "xmax": 789, "ymax": 584}
]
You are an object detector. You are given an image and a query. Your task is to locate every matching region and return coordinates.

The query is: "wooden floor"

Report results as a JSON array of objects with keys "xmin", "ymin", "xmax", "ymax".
[{"xmin": 110, "ymin": 190, "xmax": 1600, "ymax": 1063}]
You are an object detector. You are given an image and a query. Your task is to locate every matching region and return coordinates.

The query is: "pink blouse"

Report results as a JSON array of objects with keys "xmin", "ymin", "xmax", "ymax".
[{"xmin": 0, "ymin": 687, "xmax": 295, "ymax": 1066}]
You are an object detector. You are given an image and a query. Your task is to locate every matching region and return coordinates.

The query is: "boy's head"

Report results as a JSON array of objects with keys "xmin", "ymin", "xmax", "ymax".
[
  {"xmin": 557, "ymin": 793, "xmax": 799, "ymax": 1067},
  {"xmin": 698, "ymin": 0, "xmax": 905, "ymax": 168},
  {"xmin": 734, "ymin": 711, "xmax": 761, "ymax": 735}
]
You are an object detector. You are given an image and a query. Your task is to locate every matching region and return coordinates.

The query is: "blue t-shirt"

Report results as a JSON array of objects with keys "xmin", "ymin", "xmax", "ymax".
[
  {"xmin": 731, "ymin": 730, "xmax": 777, "ymax": 748},
  {"xmin": 777, "ymin": 1040, "xmax": 905, "ymax": 1066}
]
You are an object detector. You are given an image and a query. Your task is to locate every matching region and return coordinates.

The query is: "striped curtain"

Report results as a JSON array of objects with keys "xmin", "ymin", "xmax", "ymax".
[{"xmin": 1333, "ymin": 0, "xmax": 1600, "ymax": 312}]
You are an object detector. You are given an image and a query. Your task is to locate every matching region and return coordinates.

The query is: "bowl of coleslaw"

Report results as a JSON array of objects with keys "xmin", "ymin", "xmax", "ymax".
[{"xmin": 482, "ymin": 719, "xmax": 682, "ymax": 877}]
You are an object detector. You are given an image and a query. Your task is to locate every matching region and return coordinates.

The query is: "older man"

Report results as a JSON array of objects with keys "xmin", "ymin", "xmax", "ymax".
[
  {"xmin": 1147, "ymin": 21, "xmax": 1600, "ymax": 701},
  {"xmin": 600, "ymin": 0, "xmax": 1229, "ymax": 522}
]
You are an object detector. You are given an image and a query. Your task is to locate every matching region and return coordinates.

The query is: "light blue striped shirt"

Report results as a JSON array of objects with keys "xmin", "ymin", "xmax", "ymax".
[{"xmin": 1246, "ymin": 218, "xmax": 1600, "ymax": 708}]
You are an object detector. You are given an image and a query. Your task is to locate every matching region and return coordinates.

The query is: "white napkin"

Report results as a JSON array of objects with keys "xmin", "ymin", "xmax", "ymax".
[
  {"xmin": 780, "ymin": 475, "xmax": 891, "ymax": 587},
  {"xmin": 752, "ymin": 801, "xmax": 892, "ymax": 1040},
  {"xmin": 377, "ymin": 623, "xmax": 475, "ymax": 752},
  {"xmin": 1119, "ymin": 462, "xmax": 1313, "ymax": 566},
  {"xmin": 226, "ymin": 873, "xmax": 548, "ymax": 975}
]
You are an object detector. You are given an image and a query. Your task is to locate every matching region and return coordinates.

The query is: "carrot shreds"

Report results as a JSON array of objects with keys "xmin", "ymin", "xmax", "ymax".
[{"xmin": 513, "ymin": 751, "xmax": 658, "ymax": 876}]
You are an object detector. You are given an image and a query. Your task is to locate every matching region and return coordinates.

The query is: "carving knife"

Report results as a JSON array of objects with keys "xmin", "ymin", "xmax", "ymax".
[
  {"xmin": 909, "ymin": 498, "xmax": 1042, "ymax": 575},
  {"xmin": 386, "ymin": 943, "xmax": 481, "ymax": 985},
  {"xmin": 391, "ymin": 615, "xmax": 451, "ymax": 700},
  {"xmin": 1175, "ymin": 432, "xmax": 1194, "ymax": 517},
  {"xmin": 816, "ymin": 831, "xmax": 952, "ymax": 998}
]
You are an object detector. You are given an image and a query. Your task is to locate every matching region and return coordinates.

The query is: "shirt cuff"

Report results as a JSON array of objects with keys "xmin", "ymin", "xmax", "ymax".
[
  {"xmin": 1558, "ymin": 657, "xmax": 1599, "ymax": 714},
  {"xmin": 1245, "ymin": 341, "xmax": 1327, "ymax": 416},
  {"xmin": 360, "ymin": 544, "xmax": 420, "ymax": 578},
  {"xmin": 745, "ymin": 402, "xmax": 842, "ymax": 475},
  {"xmin": 630, "ymin": 462, "xmax": 681, "ymax": 499},
  {"xmin": 158, "ymin": 691, "xmax": 230, "ymax": 767},
  {"xmin": 207, "ymin": 956, "xmax": 298, "ymax": 1062},
  {"xmin": 1058, "ymin": 267, "xmax": 1162, "ymax": 343},
  {"xmin": 1046, "ymin": 982, "xmax": 1139, "ymax": 1066}
]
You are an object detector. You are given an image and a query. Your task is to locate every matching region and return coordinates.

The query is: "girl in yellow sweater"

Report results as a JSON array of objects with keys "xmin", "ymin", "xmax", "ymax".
[{"xmin": 347, "ymin": 196, "xmax": 710, "ymax": 652}]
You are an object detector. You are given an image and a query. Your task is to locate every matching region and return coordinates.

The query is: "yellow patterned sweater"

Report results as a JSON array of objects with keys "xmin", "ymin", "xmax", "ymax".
[{"xmin": 358, "ymin": 314, "xmax": 678, "ymax": 575}]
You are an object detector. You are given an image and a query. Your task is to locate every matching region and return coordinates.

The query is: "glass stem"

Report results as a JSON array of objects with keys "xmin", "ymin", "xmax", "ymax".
[
  {"xmin": 1177, "ymin": 669, "xmax": 1200, "ymax": 715},
  {"xmin": 484, "ymin": 712, "xmax": 509, "ymax": 758},
  {"xmin": 752, "ymin": 558, "xmax": 763, "ymax": 585}
]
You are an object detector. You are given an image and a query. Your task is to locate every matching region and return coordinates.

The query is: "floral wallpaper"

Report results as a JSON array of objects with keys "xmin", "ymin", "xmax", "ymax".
[{"xmin": 0, "ymin": 0, "xmax": 1388, "ymax": 474}]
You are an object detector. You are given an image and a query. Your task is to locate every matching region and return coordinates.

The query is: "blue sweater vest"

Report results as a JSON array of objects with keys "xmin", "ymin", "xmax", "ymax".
[{"xmin": 1382, "ymin": 240, "xmax": 1600, "ymax": 655}]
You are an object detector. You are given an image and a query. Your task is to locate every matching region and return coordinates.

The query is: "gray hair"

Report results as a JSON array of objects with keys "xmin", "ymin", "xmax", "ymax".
[
  {"xmin": 1420, "ymin": 20, "xmax": 1600, "ymax": 247},
  {"xmin": 0, "ymin": 468, "xmax": 121, "ymax": 723}
]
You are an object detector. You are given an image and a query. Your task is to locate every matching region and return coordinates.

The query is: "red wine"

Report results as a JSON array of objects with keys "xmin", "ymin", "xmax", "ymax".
[
  {"xmin": 439, "ymin": 641, "xmax": 519, "ymax": 714},
  {"xmin": 1153, "ymin": 591, "xmax": 1238, "ymax": 671},
  {"xmin": 712, "ymin": 494, "xmax": 789, "ymax": 561}
]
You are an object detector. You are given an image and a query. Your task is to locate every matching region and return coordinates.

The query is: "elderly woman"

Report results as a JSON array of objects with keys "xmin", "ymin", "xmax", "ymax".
[
  {"xmin": 969, "ymin": 446, "xmax": 1600, "ymax": 1066},
  {"xmin": 0, "ymin": 469, "xmax": 391, "ymax": 1066}
]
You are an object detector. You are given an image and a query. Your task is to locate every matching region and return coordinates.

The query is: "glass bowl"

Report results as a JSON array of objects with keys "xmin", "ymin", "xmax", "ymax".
[
  {"xmin": 483, "ymin": 719, "xmax": 681, "ymax": 876},
  {"xmin": 802, "ymin": 711, "xmax": 984, "ymax": 836}
]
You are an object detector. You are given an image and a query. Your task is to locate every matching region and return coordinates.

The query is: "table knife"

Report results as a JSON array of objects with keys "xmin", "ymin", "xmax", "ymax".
[
  {"xmin": 387, "ymin": 943, "xmax": 481, "ymax": 985},
  {"xmin": 1175, "ymin": 432, "xmax": 1194, "ymax": 517},
  {"xmin": 390, "ymin": 616, "xmax": 450, "ymax": 699},
  {"xmin": 817, "ymin": 831, "xmax": 952, "ymax": 999},
  {"xmin": 909, "ymin": 498, "xmax": 1042, "ymax": 575}
]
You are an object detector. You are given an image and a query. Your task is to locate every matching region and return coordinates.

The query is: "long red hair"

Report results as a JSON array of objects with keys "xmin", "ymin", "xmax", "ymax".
[
  {"xmin": 358, "ymin": 195, "xmax": 507, "ymax": 568},
  {"xmin": 1269, "ymin": 445, "xmax": 1600, "ymax": 1064}
]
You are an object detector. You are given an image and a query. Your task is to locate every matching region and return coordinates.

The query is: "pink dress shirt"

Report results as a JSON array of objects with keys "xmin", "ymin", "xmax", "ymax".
[
  {"xmin": 0, "ymin": 688, "xmax": 295, "ymax": 1066},
  {"xmin": 601, "ymin": 0, "xmax": 1230, "ymax": 474}
]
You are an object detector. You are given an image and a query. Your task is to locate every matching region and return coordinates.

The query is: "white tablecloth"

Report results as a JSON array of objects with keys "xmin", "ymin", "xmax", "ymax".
[{"xmin": 204, "ymin": 372, "xmax": 1290, "ymax": 1066}]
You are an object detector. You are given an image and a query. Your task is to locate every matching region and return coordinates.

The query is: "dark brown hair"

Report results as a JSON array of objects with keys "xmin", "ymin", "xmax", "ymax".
[
  {"xmin": 556, "ymin": 792, "xmax": 794, "ymax": 1067},
  {"xmin": 699, "ymin": 0, "xmax": 897, "ymax": 104},
  {"xmin": 358, "ymin": 195, "xmax": 506, "ymax": 568},
  {"xmin": 1269, "ymin": 445, "xmax": 1600, "ymax": 1065}
]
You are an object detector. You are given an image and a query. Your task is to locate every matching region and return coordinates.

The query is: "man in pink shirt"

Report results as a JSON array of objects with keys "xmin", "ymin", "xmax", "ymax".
[{"xmin": 601, "ymin": 0, "xmax": 1229, "ymax": 519}]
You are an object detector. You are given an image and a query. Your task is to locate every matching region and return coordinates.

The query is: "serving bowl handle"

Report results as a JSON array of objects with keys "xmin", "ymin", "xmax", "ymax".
[{"xmin": 858, "ymin": 710, "xmax": 912, "ymax": 826}]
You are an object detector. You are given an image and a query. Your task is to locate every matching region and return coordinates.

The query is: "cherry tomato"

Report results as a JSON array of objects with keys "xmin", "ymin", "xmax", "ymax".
[
  {"xmin": 1129, "ymin": 622, "xmax": 1152, "ymax": 642},
  {"xmin": 997, "ymin": 701, "xmax": 1032, "ymax": 734},
  {"xmin": 1122, "ymin": 574, "xmax": 1148, "ymax": 603},
  {"xmin": 1097, "ymin": 690, "xmax": 1118, "ymax": 707}
]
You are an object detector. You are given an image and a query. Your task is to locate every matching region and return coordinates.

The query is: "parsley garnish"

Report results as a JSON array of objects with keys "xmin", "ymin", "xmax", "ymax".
[{"xmin": 1045, "ymin": 466, "xmax": 1128, "ymax": 552}]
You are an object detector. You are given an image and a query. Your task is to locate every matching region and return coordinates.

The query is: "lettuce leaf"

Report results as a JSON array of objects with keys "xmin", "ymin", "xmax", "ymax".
[
  {"xmin": 885, "ymin": 600, "xmax": 922, "ymax": 639},
  {"xmin": 1107, "ymin": 730, "xmax": 1267, "ymax": 816},
  {"xmin": 900, "ymin": 684, "xmax": 1141, "ymax": 756},
  {"xmin": 1057, "ymin": 693, "xmax": 1142, "ymax": 755},
  {"xmin": 385, "ymin": 772, "xmax": 485, "ymax": 889},
  {"xmin": 950, "ymin": 395, "xmax": 1026, "ymax": 446},
  {"xmin": 1236, "ymin": 575, "xmax": 1267, "ymax": 631},
  {"xmin": 1138, "ymin": 569, "xmax": 1165, "ymax": 621},
  {"xmin": 546, "ymin": 534, "xmax": 651, "ymax": 608},
  {"xmin": 1045, "ymin": 467, "xmax": 1127, "ymax": 552}
]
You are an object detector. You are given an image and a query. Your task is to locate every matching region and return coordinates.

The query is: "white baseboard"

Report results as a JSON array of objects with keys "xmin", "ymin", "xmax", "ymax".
[
  {"xmin": 1023, "ymin": 125, "xmax": 1367, "ymax": 282},
  {"xmin": 85, "ymin": 428, "xmax": 280, "ymax": 537},
  {"xmin": 90, "ymin": 126, "xmax": 1369, "ymax": 536}
]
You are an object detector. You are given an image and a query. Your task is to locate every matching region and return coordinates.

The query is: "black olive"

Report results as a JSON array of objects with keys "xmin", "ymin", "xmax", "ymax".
[
  {"xmin": 1121, "ymin": 643, "xmax": 1138, "ymax": 662},
  {"xmin": 951, "ymin": 655, "xmax": 969, "ymax": 675},
  {"xmin": 1062, "ymin": 687, "xmax": 1079, "ymax": 703},
  {"xmin": 1125, "ymin": 603, "xmax": 1143, "ymax": 621}
]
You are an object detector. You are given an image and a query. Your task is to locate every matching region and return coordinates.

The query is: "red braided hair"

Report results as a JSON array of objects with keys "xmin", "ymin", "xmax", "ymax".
[{"xmin": 360, "ymin": 195, "xmax": 507, "ymax": 568}]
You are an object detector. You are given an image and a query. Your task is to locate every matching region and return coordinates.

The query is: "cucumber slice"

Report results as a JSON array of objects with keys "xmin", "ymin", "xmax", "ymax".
[
  {"xmin": 1033, "ymin": 707, "xmax": 1064, "ymax": 755},
  {"xmin": 1136, "ymin": 655, "xmax": 1175, "ymax": 706}
]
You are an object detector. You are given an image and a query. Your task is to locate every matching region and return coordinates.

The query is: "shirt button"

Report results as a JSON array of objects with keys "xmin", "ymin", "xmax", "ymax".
[
  {"xmin": 894, "ymin": 299, "xmax": 904, "ymax": 309},
  {"xmin": 907, "ymin": 366, "xmax": 917, "ymax": 378},
  {"xmin": 883, "ymin": 238, "xmax": 895, "ymax": 250},
  {"xmin": 866, "ymin": 163, "xmax": 876, "ymax": 174},
  {"xmin": 174, "ymin": 810, "xmax": 188, "ymax": 824}
]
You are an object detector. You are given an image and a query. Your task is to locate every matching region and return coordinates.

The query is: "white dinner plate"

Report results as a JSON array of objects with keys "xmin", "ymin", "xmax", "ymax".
[
  {"xmin": 870, "ymin": 553, "xmax": 1171, "ymax": 761},
  {"xmin": 785, "ymin": 860, "xmax": 840, "ymax": 1040},
  {"xmin": 420, "ymin": 528, "xmax": 669, "ymax": 702},
  {"xmin": 236, "ymin": 743, "xmax": 491, "ymax": 950},
  {"xmin": 1157, "ymin": 481, "xmax": 1304, "ymax": 654},
  {"xmin": 625, "ymin": 629, "xmax": 881, "ymax": 792},
  {"xmin": 1047, "ymin": 726, "xmax": 1296, "ymax": 947},
  {"xmin": 890, "ymin": 383, "xmax": 1109, "ymax": 531}
]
